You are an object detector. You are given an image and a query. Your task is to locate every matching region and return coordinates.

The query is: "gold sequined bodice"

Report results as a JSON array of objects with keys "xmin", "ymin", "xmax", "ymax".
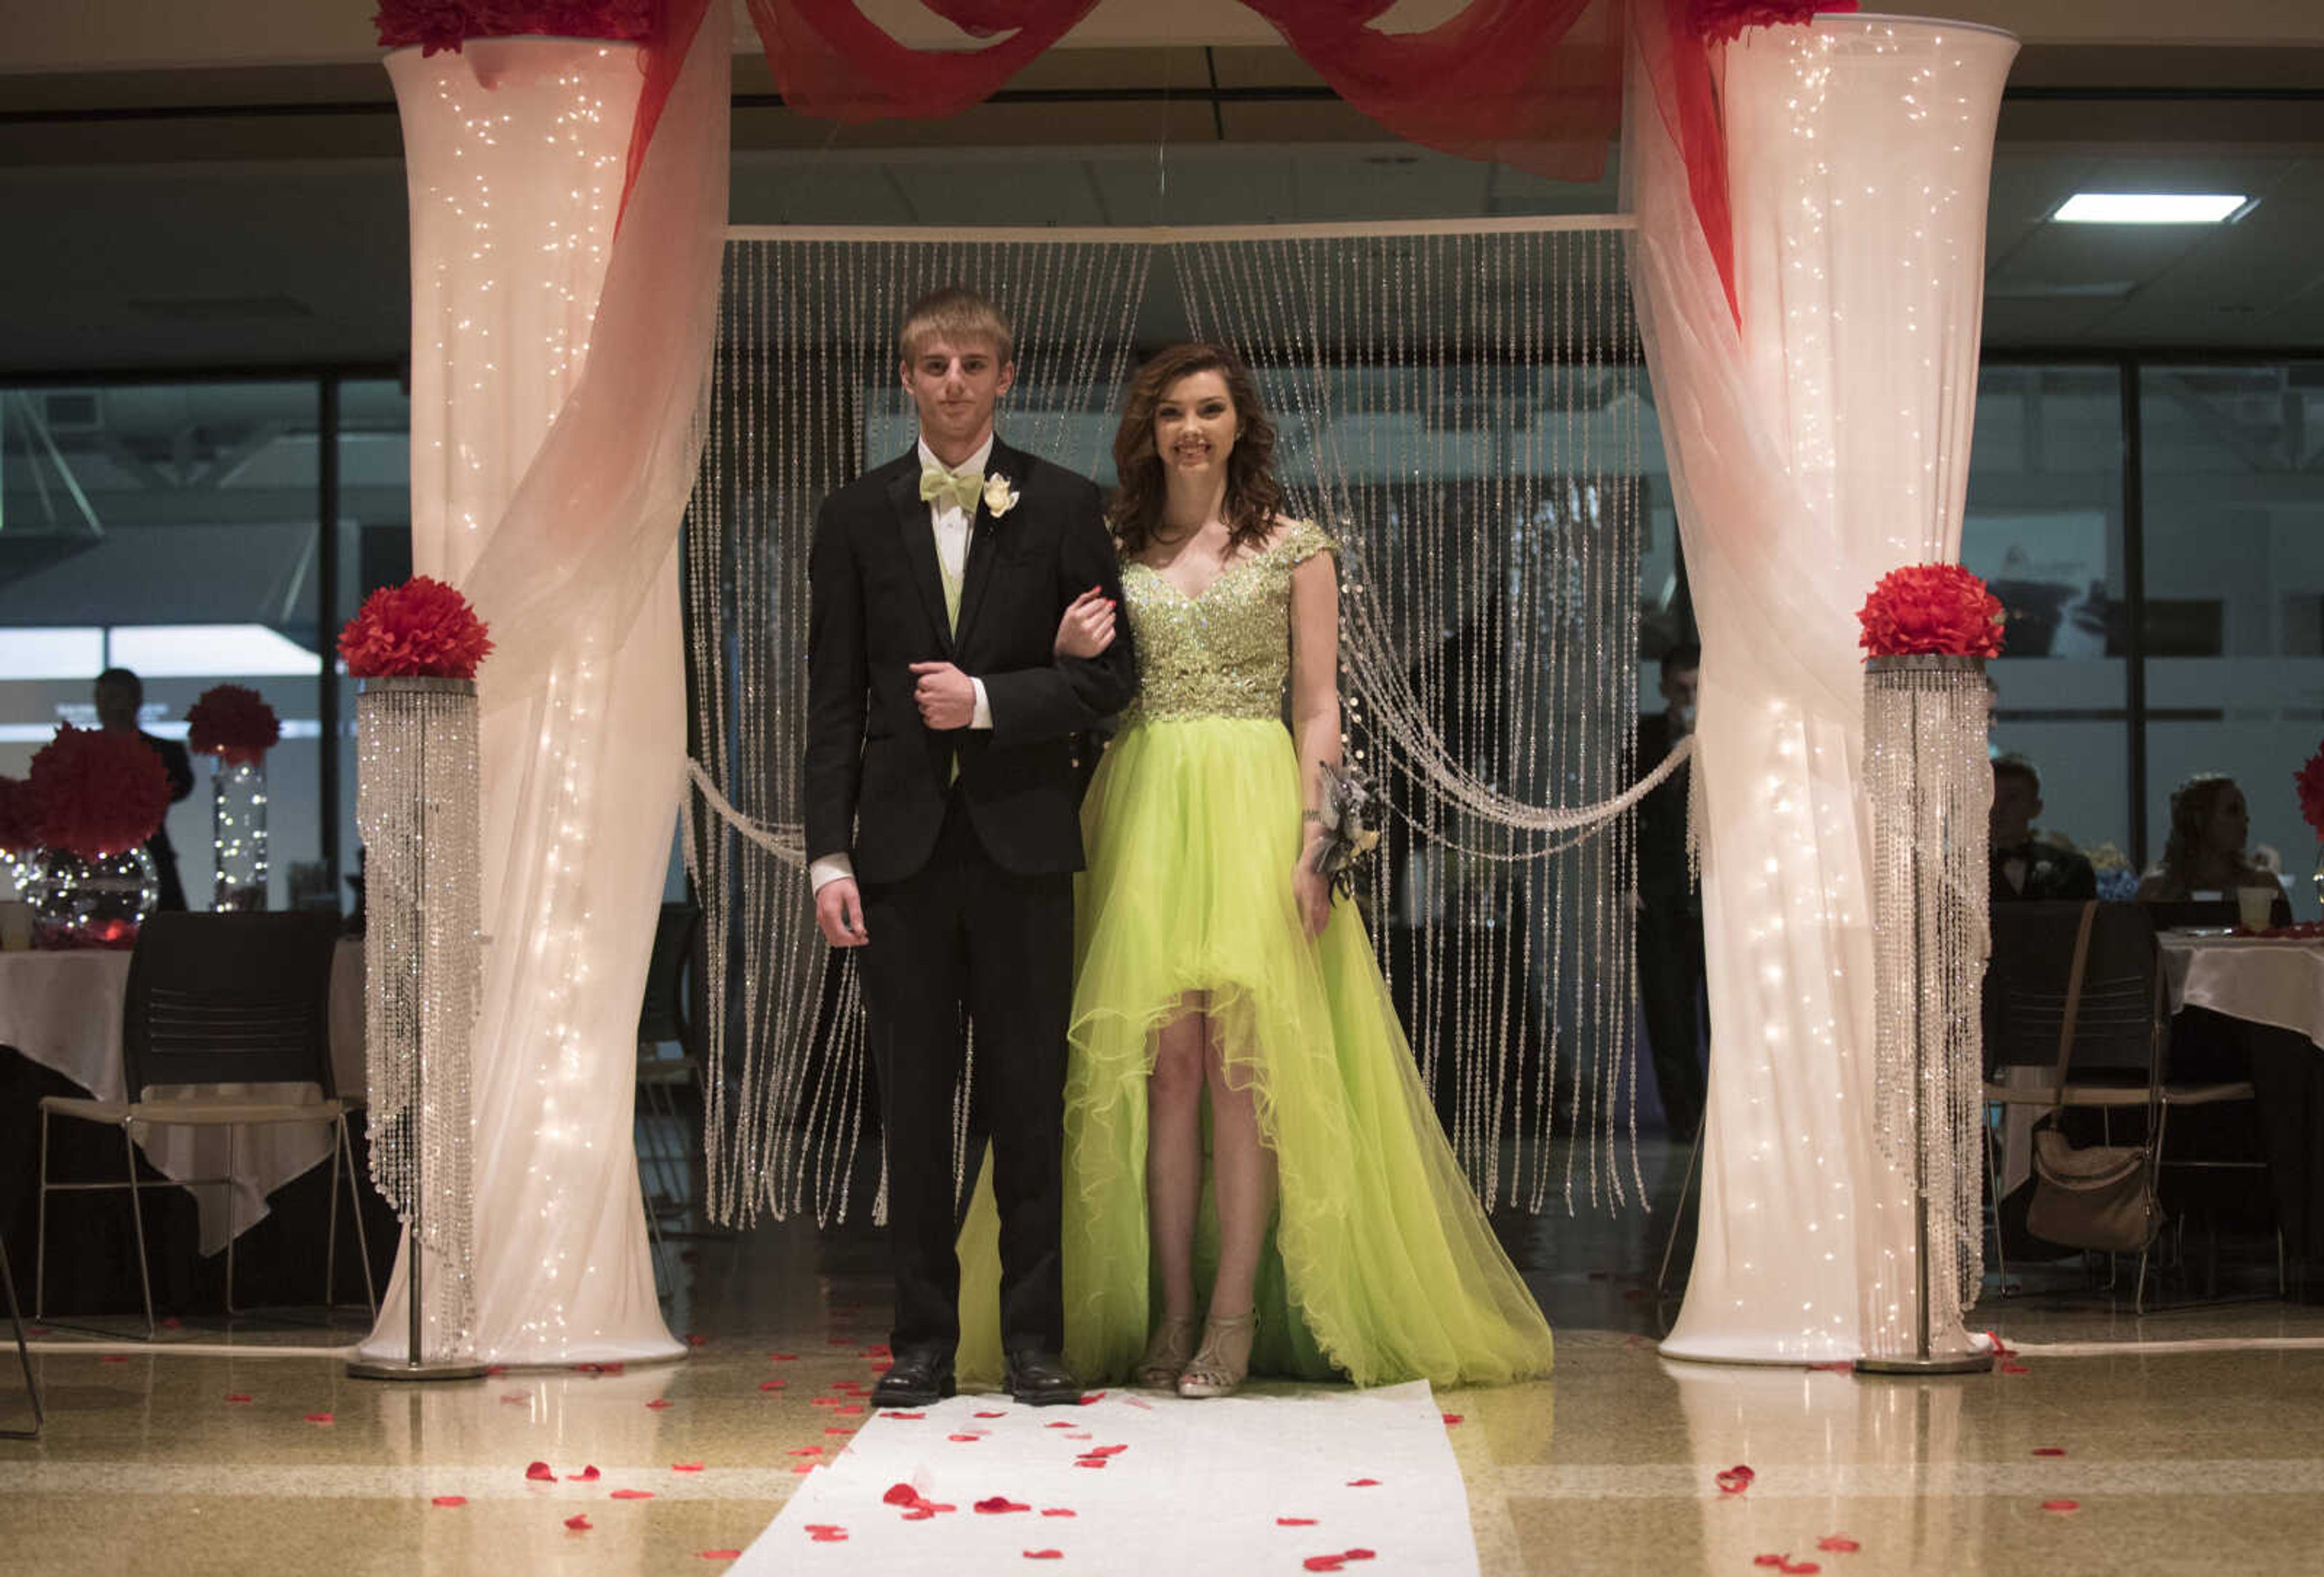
[{"xmin": 1122, "ymin": 520, "xmax": 1337, "ymax": 721}]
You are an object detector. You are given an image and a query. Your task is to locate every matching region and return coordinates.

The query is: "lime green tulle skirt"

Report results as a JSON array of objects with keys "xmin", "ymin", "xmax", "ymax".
[{"xmin": 959, "ymin": 713, "xmax": 1552, "ymax": 1389}]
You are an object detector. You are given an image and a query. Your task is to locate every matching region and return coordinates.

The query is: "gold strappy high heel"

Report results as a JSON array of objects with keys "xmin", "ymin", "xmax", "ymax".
[
  {"xmin": 1135, "ymin": 1314, "xmax": 1200, "ymax": 1390},
  {"xmin": 1177, "ymin": 1310, "xmax": 1256, "ymax": 1398}
]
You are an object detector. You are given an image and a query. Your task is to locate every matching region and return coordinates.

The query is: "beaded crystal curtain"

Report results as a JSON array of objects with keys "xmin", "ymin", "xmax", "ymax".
[{"xmin": 687, "ymin": 222, "xmax": 1654, "ymax": 1227}]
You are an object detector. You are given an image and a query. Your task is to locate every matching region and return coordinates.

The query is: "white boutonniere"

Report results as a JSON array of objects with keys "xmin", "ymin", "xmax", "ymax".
[{"xmin": 983, "ymin": 473, "xmax": 1019, "ymax": 518}]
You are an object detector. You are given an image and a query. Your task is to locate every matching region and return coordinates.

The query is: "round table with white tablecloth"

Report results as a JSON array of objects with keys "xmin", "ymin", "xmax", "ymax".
[{"xmin": 0, "ymin": 939, "xmax": 366, "ymax": 1256}]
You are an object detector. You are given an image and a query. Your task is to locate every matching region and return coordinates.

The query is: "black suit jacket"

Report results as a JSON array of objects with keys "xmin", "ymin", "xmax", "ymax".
[{"xmin": 803, "ymin": 438, "xmax": 1137, "ymax": 885}]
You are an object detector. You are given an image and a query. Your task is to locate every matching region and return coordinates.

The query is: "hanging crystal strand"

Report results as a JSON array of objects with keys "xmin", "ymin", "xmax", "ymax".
[{"xmin": 355, "ymin": 677, "xmax": 480, "ymax": 1362}]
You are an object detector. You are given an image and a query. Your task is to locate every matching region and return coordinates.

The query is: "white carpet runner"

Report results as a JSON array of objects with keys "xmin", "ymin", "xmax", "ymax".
[{"xmin": 735, "ymin": 1380, "xmax": 1479, "ymax": 1575}]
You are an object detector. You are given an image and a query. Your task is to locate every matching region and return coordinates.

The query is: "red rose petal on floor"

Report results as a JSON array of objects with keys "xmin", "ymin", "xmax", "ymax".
[
  {"xmin": 686, "ymin": 1333, "xmax": 709, "ymax": 1346},
  {"xmin": 883, "ymin": 1484, "xmax": 921, "ymax": 1507},
  {"xmin": 568, "ymin": 1466, "xmax": 601, "ymax": 1482},
  {"xmin": 1046, "ymin": 1421, "xmax": 1075, "ymax": 1429},
  {"xmin": 695, "ymin": 1553, "xmax": 740, "ymax": 1562},
  {"xmin": 223, "ymin": 1393, "xmax": 252, "ymax": 1404},
  {"xmin": 1779, "ymin": 1562, "xmax": 1821, "ymax": 1575},
  {"xmin": 525, "ymin": 1461, "xmax": 556, "ymax": 1481},
  {"xmin": 787, "ymin": 1447, "xmax": 823, "ymax": 1457},
  {"xmin": 575, "ymin": 1361, "xmax": 626, "ymax": 1376},
  {"xmin": 1715, "ymin": 1464, "xmax": 1756, "ymax": 1494},
  {"xmin": 25, "ymin": 1326, "xmax": 49, "ymax": 1337},
  {"xmin": 1440, "ymin": 1413, "xmax": 1464, "ymax": 1426},
  {"xmin": 1278, "ymin": 1518, "xmax": 1319, "ymax": 1527},
  {"xmin": 1304, "ymin": 1559, "xmax": 1347, "ymax": 1573},
  {"xmin": 803, "ymin": 1524, "xmax": 845, "ymax": 1536},
  {"xmin": 609, "ymin": 1489, "xmax": 655, "ymax": 1500},
  {"xmin": 564, "ymin": 1515, "xmax": 592, "ymax": 1532},
  {"xmin": 836, "ymin": 1405, "xmax": 864, "ymax": 1416},
  {"xmin": 948, "ymin": 1434, "xmax": 982, "ymax": 1443},
  {"xmin": 975, "ymin": 1498, "xmax": 1032, "ymax": 1515},
  {"xmin": 2041, "ymin": 1500, "xmax": 2079, "ymax": 1513},
  {"xmin": 867, "ymin": 1344, "xmax": 893, "ymax": 1357},
  {"xmin": 902, "ymin": 1508, "xmax": 937, "ymax": 1521},
  {"xmin": 758, "ymin": 1380, "xmax": 786, "ymax": 1393},
  {"xmin": 809, "ymin": 1529, "xmax": 847, "ymax": 1541},
  {"xmin": 790, "ymin": 1464, "xmax": 816, "ymax": 1475},
  {"xmin": 882, "ymin": 1411, "xmax": 924, "ymax": 1420},
  {"xmin": 1042, "ymin": 1509, "xmax": 1077, "ymax": 1518},
  {"xmin": 1023, "ymin": 1553, "xmax": 1063, "ymax": 1562},
  {"xmin": 1345, "ymin": 1478, "xmax": 1381, "ymax": 1487},
  {"xmin": 769, "ymin": 1352, "xmax": 796, "ymax": 1362},
  {"xmin": 976, "ymin": 1410, "xmax": 1008, "ymax": 1418},
  {"xmin": 1808, "ymin": 1362, "xmax": 1854, "ymax": 1372},
  {"xmin": 2001, "ymin": 1363, "xmax": 2030, "ymax": 1376},
  {"xmin": 1073, "ymin": 1458, "xmax": 1108, "ymax": 1469},
  {"xmin": 1754, "ymin": 1558, "xmax": 1787, "ymax": 1569},
  {"xmin": 646, "ymin": 1398, "xmax": 675, "ymax": 1409},
  {"xmin": 431, "ymin": 1496, "xmax": 467, "ymax": 1507},
  {"xmin": 483, "ymin": 1365, "xmax": 505, "ymax": 1376},
  {"xmin": 99, "ymin": 1355, "xmax": 128, "ymax": 1365},
  {"xmin": 501, "ymin": 1392, "xmax": 528, "ymax": 1403},
  {"xmin": 1077, "ymin": 1391, "xmax": 1107, "ymax": 1405},
  {"xmin": 1087, "ymin": 1444, "xmax": 1127, "ymax": 1457},
  {"xmin": 871, "ymin": 1360, "xmax": 894, "ymax": 1372},
  {"xmin": 1816, "ymin": 1536, "xmax": 1860, "ymax": 1552},
  {"xmin": 824, "ymin": 1428, "xmax": 853, "ymax": 1437},
  {"xmin": 2032, "ymin": 1447, "xmax": 2066, "ymax": 1458},
  {"xmin": 304, "ymin": 1412, "xmax": 335, "ymax": 1425}
]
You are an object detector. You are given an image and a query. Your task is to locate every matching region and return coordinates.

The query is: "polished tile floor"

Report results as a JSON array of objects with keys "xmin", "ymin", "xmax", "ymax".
[{"xmin": 5, "ymin": 1138, "xmax": 2324, "ymax": 1575}]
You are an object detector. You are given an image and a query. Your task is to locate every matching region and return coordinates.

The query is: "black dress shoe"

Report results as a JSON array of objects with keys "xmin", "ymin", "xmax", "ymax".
[
  {"xmin": 872, "ymin": 1348, "xmax": 956, "ymax": 1408},
  {"xmin": 1004, "ymin": 1349, "xmax": 1085, "ymax": 1407}
]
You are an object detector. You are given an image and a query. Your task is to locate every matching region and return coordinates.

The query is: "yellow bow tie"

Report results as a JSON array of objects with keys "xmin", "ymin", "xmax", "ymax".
[{"xmin": 919, "ymin": 465, "xmax": 983, "ymax": 514}]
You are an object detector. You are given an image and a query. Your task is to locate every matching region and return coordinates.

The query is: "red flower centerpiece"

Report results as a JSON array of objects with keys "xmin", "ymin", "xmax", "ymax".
[
  {"xmin": 1857, "ymin": 563, "xmax": 2005, "ymax": 660},
  {"xmin": 20, "ymin": 725, "xmax": 174, "ymax": 948},
  {"xmin": 186, "ymin": 684, "xmax": 281, "ymax": 767},
  {"xmin": 2296, "ymin": 744, "xmax": 2324, "ymax": 842},
  {"xmin": 340, "ymin": 575, "xmax": 495, "ymax": 680},
  {"xmin": 376, "ymin": 1, "xmax": 655, "ymax": 54},
  {"xmin": 1693, "ymin": 1, "xmax": 1860, "ymax": 43},
  {"xmin": 28, "ymin": 724, "xmax": 171, "ymax": 859}
]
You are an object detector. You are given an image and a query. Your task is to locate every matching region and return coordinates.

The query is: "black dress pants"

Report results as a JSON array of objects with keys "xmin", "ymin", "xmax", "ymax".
[
  {"xmin": 1638, "ymin": 897, "xmax": 1707, "ymax": 1138},
  {"xmin": 856, "ymin": 795, "xmax": 1071, "ymax": 1358}
]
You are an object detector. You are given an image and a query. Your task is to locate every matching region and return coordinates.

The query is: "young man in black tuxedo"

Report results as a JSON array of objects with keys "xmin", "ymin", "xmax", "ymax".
[{"xmin": 803, "ymin": 289, "xmax": 1135, "ymax": 1408}]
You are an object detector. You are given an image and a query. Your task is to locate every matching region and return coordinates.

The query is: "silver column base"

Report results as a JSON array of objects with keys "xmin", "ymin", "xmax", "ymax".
[
  {"xmin": 346, "ymin": 1355, "xmax": 490, "ymax": 1382},
  {"xmin": 1853, "ymin": 1350, "xmax": 1996, "ymax": 1376}
]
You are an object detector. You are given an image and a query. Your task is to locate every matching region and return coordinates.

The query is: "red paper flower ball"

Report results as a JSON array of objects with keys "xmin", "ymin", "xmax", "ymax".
[
  {"xmin": 186, "ymin": 684, "xmax": 281, "ymax": 767},
  {"xmin": 0, "ymin": 775, "xmax": 39, "ymax": 854},
  {"xmin": 375, "ymin": 2, "xmax": 656, "ymax": 56},
  {"xmin": 27, "ymin": 724, "xmax": 172, "ymax": 859},
  {"xmin": 1693, "ymin": 1, "xmax": 1857, "ymax": 43},
  {"xmin": 2294, "ymin": 746, "xmax": 2324, "ymax": 841},
  {"xmin": 1857, "ymin": 563, "xmax": 2005, "ymax": 660},
  {"xmin": 339, "ymin": 575, "xmax": 496, "ymax": 680}
]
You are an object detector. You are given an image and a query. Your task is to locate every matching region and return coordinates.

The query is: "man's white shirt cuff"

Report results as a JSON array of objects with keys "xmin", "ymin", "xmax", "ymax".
[
  {"xmin": 971, "ymin": 677, "xmax": 993, "ymax": 730},
  {"xmin": 808, "ymin": 854, "xmax": 855, "ymax": 892}
]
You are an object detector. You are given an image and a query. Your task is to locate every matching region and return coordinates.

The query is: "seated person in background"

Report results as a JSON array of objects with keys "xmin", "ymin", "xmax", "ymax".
[
  {"xmin": 2135, "ymin": 772, "xmax": 2276, "ymax": 902},
  {"xmin": 1989, "ymin": 754, "xmax": 2095, "ymax": 903}
]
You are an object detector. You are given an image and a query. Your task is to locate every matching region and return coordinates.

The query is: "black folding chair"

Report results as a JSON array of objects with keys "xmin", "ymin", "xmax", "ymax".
[{"xmin": 34, "ymin": 911, "xmax": 376, "ymax": 1337}]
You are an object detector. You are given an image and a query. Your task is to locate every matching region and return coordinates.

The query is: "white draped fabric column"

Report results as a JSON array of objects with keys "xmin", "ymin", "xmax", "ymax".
[
  {"xmin": 1628, "ymin": 11, "xmax": 2016, "ymax": 1362},
  {"xmin": 362, "ymin": 14, "xmax": 730, "ymax": 1365}
]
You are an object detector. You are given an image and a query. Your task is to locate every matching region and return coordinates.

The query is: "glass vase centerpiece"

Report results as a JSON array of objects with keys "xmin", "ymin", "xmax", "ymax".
[
  {"xmin": 2294, "ymin": 743, "xmax": 2324, "ymax": 913},
  {"xmin": 188, "ymin": 684, "xmax": 281, "ymax": 911},
  {"xmin": 15, "ymin": 724, "xmax": 172, "ymax": 949}
]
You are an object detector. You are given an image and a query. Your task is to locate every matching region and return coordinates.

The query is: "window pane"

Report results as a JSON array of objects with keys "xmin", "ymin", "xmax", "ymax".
[
  {"xmin": 0, "ymin": 381, "xmax": 323, "ymax": 911},
  {"xmin": 2141, "ymin": 362, "xmax": 2324, "ymax": 914},
  {"xmin": 337, "ymin": 378, "xmax": 413, "ymax": 919},
  {"xmin": 1963, "ymin": 364, "xmax": 2132, "ymax": 881}
]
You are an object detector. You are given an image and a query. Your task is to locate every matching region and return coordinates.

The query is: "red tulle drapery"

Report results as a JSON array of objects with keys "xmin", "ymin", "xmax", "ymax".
[
  {"xmin": 1241, "ymin": 0, "xmax": 1620, "ymax": 184},
  {"xmin": 746, "ymin": 0, "xmax": 1101, "ymax": 123},
  {"xmin": 621, "ymin": 0, "xmax": 712, "ymax": 222},
  {"xmin": 742, "ymin": 0, "xmax": 1621, "ymax": 179}
]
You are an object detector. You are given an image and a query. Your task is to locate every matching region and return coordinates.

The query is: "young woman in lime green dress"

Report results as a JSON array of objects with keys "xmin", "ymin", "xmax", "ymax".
[{"xmin": 962, "ymin": 343, "xmax": 1552, "ymax": 1397}]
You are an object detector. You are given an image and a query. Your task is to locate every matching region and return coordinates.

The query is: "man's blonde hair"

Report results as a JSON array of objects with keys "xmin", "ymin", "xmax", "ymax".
[{"xmin": 898, "ymin": 287, "xmax": 1014, "ymax": 367}]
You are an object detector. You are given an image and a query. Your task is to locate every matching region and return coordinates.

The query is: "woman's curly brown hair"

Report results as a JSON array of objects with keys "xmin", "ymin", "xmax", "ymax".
[{"xmin": 1108, "ymin": 343, "xmax": 1286, "ymax": 556}]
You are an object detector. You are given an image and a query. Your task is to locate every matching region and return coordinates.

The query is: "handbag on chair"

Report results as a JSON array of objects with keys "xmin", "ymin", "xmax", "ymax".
[{"xmin": 2023, "ymin": 902, "xmax": 2161, "ymax": 1254}]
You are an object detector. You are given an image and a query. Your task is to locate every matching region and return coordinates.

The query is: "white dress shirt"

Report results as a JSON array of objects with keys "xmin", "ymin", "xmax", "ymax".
[{"xmin": 810, "ymin": 434, "xmax": 999, "ymax": 894}]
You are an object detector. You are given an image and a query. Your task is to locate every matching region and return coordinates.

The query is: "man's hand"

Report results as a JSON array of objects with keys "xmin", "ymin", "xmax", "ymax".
[
  {"xmin": 909, "ymin": 661, "xmax": 977, "ymax": 730},
  {"xmin": 814, "ymin": 877, "xmax": 869, "ymax": 948}
]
